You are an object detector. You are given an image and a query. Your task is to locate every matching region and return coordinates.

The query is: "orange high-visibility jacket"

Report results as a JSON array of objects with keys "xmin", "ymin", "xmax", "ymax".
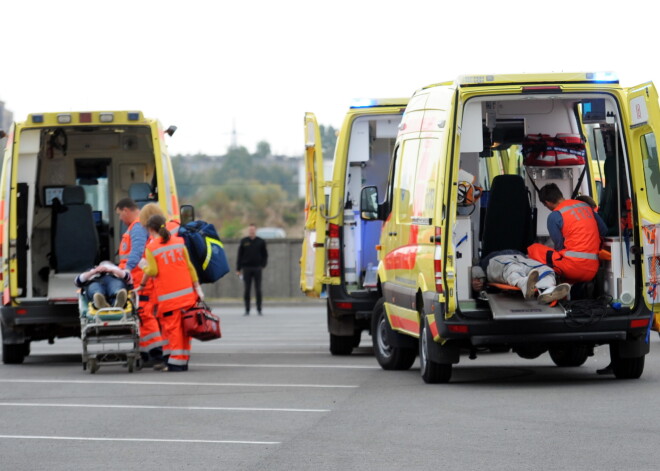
[{"xmin": 144, "ymin": 235, "xmax": 198, "ymax": 313}]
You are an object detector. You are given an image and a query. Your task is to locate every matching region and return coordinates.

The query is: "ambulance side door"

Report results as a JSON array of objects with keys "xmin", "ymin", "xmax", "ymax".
[
  {"xmin": 624, "ymin": 82, "xmax": 660, "ymax": 310},
  {"xmin": 0, "ymin": 125, "xmax": 15, "ymax": 304},
  {"xmin": 300, "ymin": 113, "xmax": 327, "ymax": 297}
]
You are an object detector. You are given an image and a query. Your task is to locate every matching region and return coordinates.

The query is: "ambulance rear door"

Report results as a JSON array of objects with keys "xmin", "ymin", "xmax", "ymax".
[
  {"xmin": 301, "ymin": 113, "xmax": 327, "ymax": 297},
  {"xmin": 0, "ymin": 124, "xmax": 16, "ymax": 305},
  {"xmin": 624, "ymin": 82, "xmax": 660, "ymax": 312}
]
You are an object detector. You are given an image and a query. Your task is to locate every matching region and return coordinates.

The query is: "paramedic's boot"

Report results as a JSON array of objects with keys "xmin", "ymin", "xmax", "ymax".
[
  {"xmin": 93, "ymin": 293, "xmax": 110, "ymax": 309},
  {"xmin": 521, "ymin": 269, "xmax": 540, "ymax": 300},
  {"xmin": 114, "ymin": 289, "xmax": 127, "ymax": 308},
  {"xmin": 538, "ymin": 283, "xmax": 571, "ymax": 304}
]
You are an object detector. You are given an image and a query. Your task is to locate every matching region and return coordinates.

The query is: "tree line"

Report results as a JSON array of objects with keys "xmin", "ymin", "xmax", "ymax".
[{"xmin": 172, "ymin": 124, "xmax": 337, "ymax": 239}]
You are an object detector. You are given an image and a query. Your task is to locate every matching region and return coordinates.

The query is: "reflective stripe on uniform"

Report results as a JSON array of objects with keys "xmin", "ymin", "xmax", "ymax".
[
  {"xmin": 168, "ymin": 357, "xmax": 189, "ymax": 365},
  {"xmin": 170, "ymin": 226, "xmax": 179, "ymax": 235},
  {"xmin": 169, "ymin": 349, "xmax": 190, "ymax": 356},
  {"xmin": 151, "ymin": 243, "xmax": 186, "ymax": 257},
  {"xmin": 565, "ymin": 250, "xmax": 598, "ymax": 260},
  {"xmin": 158, "ymin": 287, "xmax": 194, "ymax": 303},
  {"xmin": 557, "ymin": 202, "xmax": 590, "ymax": 213},
  {"xmin": 141, "ymin": 331, "xmax": 163, "ymax": 342}
]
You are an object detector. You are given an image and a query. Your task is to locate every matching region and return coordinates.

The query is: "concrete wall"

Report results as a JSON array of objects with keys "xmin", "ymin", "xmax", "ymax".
[{"xmin": 203, "ymin": 238, "xmax": 307, "ymax": 299}]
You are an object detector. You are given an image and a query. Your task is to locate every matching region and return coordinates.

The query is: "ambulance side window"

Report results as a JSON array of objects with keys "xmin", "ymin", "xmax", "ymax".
[
  {"xmin": 641, "ymin": 133, "xmax": 660, "ymax": 213},
  {"xmin": 385, "ymin": 145, "xmax": 401, "ymax": 217}
]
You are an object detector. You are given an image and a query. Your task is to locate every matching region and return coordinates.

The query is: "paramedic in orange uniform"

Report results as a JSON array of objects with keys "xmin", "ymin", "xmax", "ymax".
[
  {"xmin": 137, "ymin": 203, "xmax": 180, "ymax": 362},
  {"xmin": 527, "ymin": 184, "xmax": 607, "ymax": 284},
  {"xmin": 116, "ymin": 198, "xmax": 167, "ymax": 367},
  {"xmin": 141, "ymin": 214, "xmax": 202, "ymax": 372}
]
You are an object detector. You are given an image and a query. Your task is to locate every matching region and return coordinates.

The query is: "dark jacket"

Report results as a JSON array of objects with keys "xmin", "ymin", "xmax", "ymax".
[{"xmin": 237, "ymin": 236, "xmax": 268, "ymax": 270}]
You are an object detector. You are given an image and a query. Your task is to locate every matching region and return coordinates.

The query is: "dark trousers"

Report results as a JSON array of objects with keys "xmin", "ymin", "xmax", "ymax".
[{"xmin": 243, "ymin": 267, "xmax": 263, "ymax": 313}]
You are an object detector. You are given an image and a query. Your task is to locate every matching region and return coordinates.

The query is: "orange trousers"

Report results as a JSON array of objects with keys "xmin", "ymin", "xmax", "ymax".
[
  {"xmin": 527, "ymin": 243, "xmax": 599, "ymax": 284},
  {"xmin": 137, "ymin": 292, "xmax": 168, "ymax": 356},
  {"xmin": 160, "ymin": 307, "xmax": 191, "ymax": 369}
]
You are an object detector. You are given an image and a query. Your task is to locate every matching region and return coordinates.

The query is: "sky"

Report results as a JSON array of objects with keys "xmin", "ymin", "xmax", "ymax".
[{"xmin": 2, "ymin": 0, "xmax": 658, "ymax": 157}]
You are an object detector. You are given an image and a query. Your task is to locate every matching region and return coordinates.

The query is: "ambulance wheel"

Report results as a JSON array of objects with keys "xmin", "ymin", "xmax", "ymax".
[
  {"xmin": 611, "ymin": 350, "xmax": 645, "ymax": 380},
  {"xmin": 419, "ymin": 317, "xmax": 452, "ymax": 383},
  {"xmin": 329, "ymin": 334, "xmax": 354, "ymax": 356},
  {"xmin": 549, "ymin": 344, "xmax": 590, "ymax": 367},
  {"xmin": 371, "ymin": 299, "xmax": 416, "ymax": 370},
  {"xmin": 2, "ymin": 343, "xmax": 26, "ymax": 364}
]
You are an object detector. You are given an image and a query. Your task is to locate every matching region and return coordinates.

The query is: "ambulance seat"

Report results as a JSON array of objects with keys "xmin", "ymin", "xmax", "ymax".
[
  {"xmin": 52, "ymin": 185, "xmax": 99, "ymax": 272},
  {"xmin": 481, "ymin": 175, "xmax": 534, "ymax": 258}
]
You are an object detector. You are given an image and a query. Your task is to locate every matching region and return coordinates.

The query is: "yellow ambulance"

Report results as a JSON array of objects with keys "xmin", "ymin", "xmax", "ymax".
[
  {"xmin": 0, "ymin": 111, "xmax": 179, "ymax": 363},
  {"xmin": 301, "ymin": 98, "xmax": 408, "ymax": 354},
  {"xmin": 356, "ymin": 73, "xmax": 660, "ymax": 382}
]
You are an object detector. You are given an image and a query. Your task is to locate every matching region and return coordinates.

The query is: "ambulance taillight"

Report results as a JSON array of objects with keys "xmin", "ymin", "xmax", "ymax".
[
  {"xmin": 327, "ymin": 223, "xmax": 341, "ymax": 277},
  {"xmin": 434, "ymin": 227, "xmax": 443, "ymax": 293}
]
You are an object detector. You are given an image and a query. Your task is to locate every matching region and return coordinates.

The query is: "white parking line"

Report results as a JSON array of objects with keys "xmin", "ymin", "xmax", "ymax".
[
  {"xmin": 0, "ymin": 435, "xmax": 279, "ymax": 445},
  {"xmin": 194, "ymin": 363, "xmax": 378, "ymax": 369},
  {"xmin": 0, "ymin": 379, "xmax": 358, "ymax": 389},
  {"xmin": 0, "ymin": 402, "xmax": 329, "ymax": 413}
]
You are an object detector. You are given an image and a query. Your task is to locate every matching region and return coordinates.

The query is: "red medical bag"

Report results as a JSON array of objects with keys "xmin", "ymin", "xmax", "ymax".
[{"xmin": 182, "ymin": 302, "xmax": 221, "ymax": 341}]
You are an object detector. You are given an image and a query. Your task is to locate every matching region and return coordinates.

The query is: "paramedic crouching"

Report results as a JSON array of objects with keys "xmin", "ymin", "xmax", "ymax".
[{"xmin": 527, "ymin": 184, "xmax": 607, "ymax": 284}]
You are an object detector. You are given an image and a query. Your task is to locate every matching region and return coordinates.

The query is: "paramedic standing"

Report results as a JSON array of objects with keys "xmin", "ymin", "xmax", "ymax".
[
  {"xmin": 527, "ymin": 184, "xmax": 607, "ymax": 284},
  {"xmin": 116, "ymin": 198, "xmax": 167, "ymax": 366},
  {"xmin": 236, "ymin": 223, "xmax": 268, "ymax": 316},
  {"xmin": 142, "ymin": 214, "xmax": 202, "ymax": 372}
]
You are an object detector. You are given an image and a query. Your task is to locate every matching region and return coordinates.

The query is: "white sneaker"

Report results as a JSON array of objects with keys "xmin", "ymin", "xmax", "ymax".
[
  {"xmin": 93, "ymin": 293, "xmax": 110, "ymax": 309},
  {"xmin": 522, "ymin": 269, "xmax": 540, "ymax": 300},
  {"xmin": 114, "ymin": 289, "xmax": 127, "ymax": 308},
  {"xmin": 538, "ymin": 283, "xmax": 571, "ymax": 304}
]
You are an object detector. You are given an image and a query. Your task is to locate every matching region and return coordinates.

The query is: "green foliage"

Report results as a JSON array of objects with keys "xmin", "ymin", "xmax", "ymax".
[
  {"xmin": 172, "ymin": 136, "xmax": 322, "ymax": 238},
  {"xmin": 320, "ymin": 124, "xmax": 338, "ymax": 160}
]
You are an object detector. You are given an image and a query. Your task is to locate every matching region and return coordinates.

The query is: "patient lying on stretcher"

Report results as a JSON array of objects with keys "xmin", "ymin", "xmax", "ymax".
[{"xmin": 471, "ymin": 250, "xmax": 571, "ymax": 304}]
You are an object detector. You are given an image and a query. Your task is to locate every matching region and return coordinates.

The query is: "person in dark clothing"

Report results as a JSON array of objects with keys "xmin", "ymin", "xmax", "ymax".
[{"xmin": 236, "ymin": 224, "xmax": 268, "ymax": 316}]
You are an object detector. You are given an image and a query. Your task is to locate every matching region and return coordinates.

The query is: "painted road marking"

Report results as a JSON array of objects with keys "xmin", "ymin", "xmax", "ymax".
[
  {"xmin": 0, "ymin": 435, "xmax": 279, "ymax": 445},
  {"xmin": 194, "ymin": 362, "xmax": 378, "ymax": 369},
  {"xmin": 0, "ymin": 402, "xmax": 329, "ymax": 413},
  {"xmin": 0, "ymin": 379, "xmax": 358, "ymax": 389}
]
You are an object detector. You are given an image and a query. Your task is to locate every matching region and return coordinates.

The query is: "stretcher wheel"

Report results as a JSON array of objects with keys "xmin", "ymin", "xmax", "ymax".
[
  {"xmin": 127, "ymin": 357, "xmax": 135, "ymax": 373},
  {"xmin": 88, "ymin": 359, "xmax": 99, "ymax": 374}
]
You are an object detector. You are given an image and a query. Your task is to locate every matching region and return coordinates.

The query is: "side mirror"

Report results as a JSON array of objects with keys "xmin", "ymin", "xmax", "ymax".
[
  {"xmin": 165, "ymin": 125, "xmax": 177, "ymax": 137},
  {"xmin": 180, "ymin": 204, "xmax": 195, "ymax": 225},
  {"xmin": 360, "ymin": 186, "xmax": 379, "ymax": 220}
]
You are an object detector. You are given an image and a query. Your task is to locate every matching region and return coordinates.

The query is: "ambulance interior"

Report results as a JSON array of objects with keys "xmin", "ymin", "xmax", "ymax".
[
  {"xmin": 341, "ymin": 114, "xmax": 400, "ymax": 294},
  {"xmin": 13, "ymin": 125, "xmax": 158, "ymax": 301},
  {"xmin": 454, "ymin": 94, "xmax": 636, "ymax": 317}
]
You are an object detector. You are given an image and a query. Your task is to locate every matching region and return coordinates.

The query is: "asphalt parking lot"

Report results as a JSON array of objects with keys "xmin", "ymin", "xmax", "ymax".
[{"xmin": 1, "ymin": 302, "xmax": 660, "ymax": 470}]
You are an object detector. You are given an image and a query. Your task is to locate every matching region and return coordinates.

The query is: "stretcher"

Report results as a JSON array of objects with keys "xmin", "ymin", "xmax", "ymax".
[{"xmin": 79, "ymin": 290, "xmax": 141, "ymax": 374}]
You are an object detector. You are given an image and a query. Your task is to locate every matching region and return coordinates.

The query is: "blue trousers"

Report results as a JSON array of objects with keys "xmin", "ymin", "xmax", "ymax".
[{"xmin": 86, "ymin": 275, "xmax": 126, "ymax": 304}]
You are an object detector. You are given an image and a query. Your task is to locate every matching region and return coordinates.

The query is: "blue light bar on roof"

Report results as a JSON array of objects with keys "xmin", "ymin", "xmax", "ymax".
[
  {"xmin": 586, "ymin": 72, "xmax": 619, "ymax": 83},
  {"xmin": 350, "ymin": 98, "xmax": 378, "ymax": 108},
  {"xmin": 127, "ymin": 112, "xmax": 140, "ymax": 121},
  {"xmin": 32, "ymin": 115, "xmax": 44, "ymax": 124}
]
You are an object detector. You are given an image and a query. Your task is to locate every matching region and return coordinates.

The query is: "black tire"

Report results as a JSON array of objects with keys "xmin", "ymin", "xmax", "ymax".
[
  {"xmin": 329, "ymin": 334, "xmax": 354, "ymax": 356},
  {"xmin": 549, "ymin": 344, "xmax": 590, "ymax": 367},
  {"xmin": 419, "ymin": 317, "xmax": 452, "ymax": 383},
  {"xmin": 371, "ymin": 299, "xmax": 416, "ymax": 370},
  {"xmin": 611, "ymin": 347, "xmax": 645, "ymax": 379},
  {"xmin": 2, "ymin": 343, "xmax": 26, "ymax": 364}
]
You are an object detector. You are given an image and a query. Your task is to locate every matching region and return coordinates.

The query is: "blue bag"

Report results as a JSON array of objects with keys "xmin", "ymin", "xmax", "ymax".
[{"xmin": 177, "ymin": 220, "xmax": 230, "ymax": 284}]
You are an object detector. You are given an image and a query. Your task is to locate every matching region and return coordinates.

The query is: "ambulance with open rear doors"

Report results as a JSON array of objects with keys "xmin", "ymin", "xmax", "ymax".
[
  {"xmin": 355, "ymin": 72, "xmax": 660, "ymax": 383},
  {"xmin": 0, "ymin": 111, "xmax": 179, "ymax": 364}
]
